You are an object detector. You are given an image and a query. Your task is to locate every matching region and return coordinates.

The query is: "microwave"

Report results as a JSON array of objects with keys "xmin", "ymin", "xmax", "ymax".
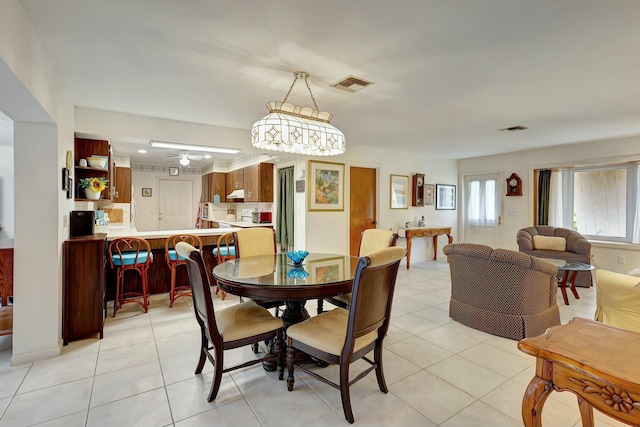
[{"xmin": 201, "ymin": 203, "xmax": 215, "ymax": 221}]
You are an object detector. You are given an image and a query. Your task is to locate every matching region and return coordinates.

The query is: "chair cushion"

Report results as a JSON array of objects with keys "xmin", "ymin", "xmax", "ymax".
[
  {"xmin": 287, "ymin": 308, "xmax": 377, "ymax": 356},
  {"xmin": 217, "ymin": 300, "xmax": 282, "ymax": 342},
  {"xmin": 533, "ymin": 235, "xmax": 566, "ymax": 251},
  {"xmin": 212, "ymin": 246, "xmax": 236, "ymax": 257},
  {"xmin": 167, "ymin": 249, "xmax": 186, "ymax": 261},
  {"xmin": 331, "ymin": 293, "xmax": 351, "ymax": 306},
  {"xmin": 111, "ymin": 251, "xmax": 153, "ymax": 266}
]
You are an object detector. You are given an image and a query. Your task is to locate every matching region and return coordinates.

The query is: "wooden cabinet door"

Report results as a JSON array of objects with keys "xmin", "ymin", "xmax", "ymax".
[
  {"xmin": 211, "ymin": 173, "xmax": 226, "ymax": 202},
  {"xmin": 202, "ymin": 173, "xmax": 210, "ymax": 202},
  {"xmin": 231, "ymin": 169, "xmax": 243, "ymax": 190},
  {"xmin": 244, "ymin": 164, "xmax": 258, "ymax": 202},
  {"xmin": 258, "ymin": 163, "xmax": 274, "ymax": 202},
  {"xmin": 115, "ymin": 167, "xmax": 131, "ymax": 203}
]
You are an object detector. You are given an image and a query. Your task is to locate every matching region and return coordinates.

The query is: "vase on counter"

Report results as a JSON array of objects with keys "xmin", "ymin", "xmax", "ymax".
[{"xmin": 85, "ymin": 189, "xmax": 101, "ymax": 200}]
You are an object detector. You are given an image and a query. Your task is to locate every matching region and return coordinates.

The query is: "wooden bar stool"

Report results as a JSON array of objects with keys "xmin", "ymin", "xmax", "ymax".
[
  {"xmin": 165, "ymin": 234, "xmax": 203, "ymax": 307},
  {"xmin": 212, "ymin": 232, "xmax": 235, "ymax": 300},
  {"xmin": 109, "ymin": 237, "xmax": 153, "ymax": 317}
]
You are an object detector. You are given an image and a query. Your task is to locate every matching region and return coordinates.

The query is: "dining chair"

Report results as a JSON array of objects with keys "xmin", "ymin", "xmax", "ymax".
[
  {"xmin": 165, "ymin": 234, "xmax": 204, "ymax": 307},
  {"xmin": 285, "ymin": 246, "xmax": 406, "ymax": 424},
  {"xmin": 176, "ymin": 241, "xmax": 284, "ymax": 402},
  {"xmin": 318, "ymin": 229, "xmax": 398, "ymax": 314},
  {"xmin": 233, "ymin": 228, "xmax": 283, "ymax": 317},
  {"xmin": 108, "ymin": 237, "xmax": 153, "ymax": 317},
  {"xmin": 211, "ymin": 232, "xmax": 236, "ymax": 300}
]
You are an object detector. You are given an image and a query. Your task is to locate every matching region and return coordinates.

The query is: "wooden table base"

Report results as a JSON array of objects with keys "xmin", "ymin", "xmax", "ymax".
[{"xmin": 404, "ymin": 227, "xmax": 452, "ymax": 269}]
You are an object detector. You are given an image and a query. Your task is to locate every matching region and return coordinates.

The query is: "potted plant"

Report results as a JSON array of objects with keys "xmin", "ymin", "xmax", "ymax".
[{"xmin": 79, "ymin": 177, "xmax": 108, "ymax": 200}]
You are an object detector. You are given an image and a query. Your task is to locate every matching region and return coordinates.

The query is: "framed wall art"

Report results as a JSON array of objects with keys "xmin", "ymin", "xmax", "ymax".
[
  {"xmin": 142, "ymin": 188, "xmax": 152, "ymax": 197},
  {"xmin": 390, "ymin": 174, "xmax": 409, "ymax": 209},
  {"xmin": 308, "ymin": 160, "xmax": 344, "ymax": 211},
  {"xmin": 424, "ymin": 184, "xmax": 435, "ymax": 206},
  {"xmin": 436, "ymin": 184, "xmax": 456, "ymax": 210}
]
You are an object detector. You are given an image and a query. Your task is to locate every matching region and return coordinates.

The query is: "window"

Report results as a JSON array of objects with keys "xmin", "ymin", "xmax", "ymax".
[
  {"xmin": 467, "ymin": 175, "xmax": 498, "ymax": 227},
  {"xmin": 559, "ymin": 164, "xmax": 639, "ymax": 243}
]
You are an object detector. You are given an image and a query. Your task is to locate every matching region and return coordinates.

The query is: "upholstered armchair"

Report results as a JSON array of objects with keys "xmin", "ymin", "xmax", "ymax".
[
  {"xmin": 595, "ymin": 269, "xmax": 640, "ymax": 333},
  {"xmin": 444, "ymin": 243, "xmax": 561, "ymax": 340},
  {"xmin": 517, "ymin": 225, "xmax": 592, "ymax": 288}
]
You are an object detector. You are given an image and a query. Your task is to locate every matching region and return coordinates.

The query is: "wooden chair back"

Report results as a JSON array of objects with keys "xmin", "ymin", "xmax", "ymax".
[
  {"xmin": 108, "ymin": 237, "xmax": 152, "ymax": 270},
  {"xmin": 165, "ymin": 234, "xmax": 203, "ymax": 265},
  {"xmin": 215, "ymin": 232, "xmax": 236, "ymax": 264}
]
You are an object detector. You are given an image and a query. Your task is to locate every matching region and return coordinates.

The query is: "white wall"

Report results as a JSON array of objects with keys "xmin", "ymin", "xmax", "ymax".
[
  {"xmin": 458, "ymin": 134, "xmax": 640, "ymax": 274},
  {"xmin": 0, "ymin": 145, "xmax": 14, "ymax": 239},
  {"xmin": 1, "ymin": 0, "xmax": 75, "ymax": 363}
]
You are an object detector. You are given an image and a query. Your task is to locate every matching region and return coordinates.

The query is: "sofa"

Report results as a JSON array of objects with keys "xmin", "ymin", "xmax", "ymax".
[
  {"xmin": 517, "ymin": 226, "xmax": 592, "ymax": 288},
  {"xmin": 444, "ymin": 243, "xmax": 561, "ymax": 340},
  {"xmin": 595, "ymin": 269, "xmax": 640, "ymax": 332}
]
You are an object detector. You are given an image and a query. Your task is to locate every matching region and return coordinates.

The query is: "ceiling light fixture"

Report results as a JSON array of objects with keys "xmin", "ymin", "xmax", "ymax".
[
  {"xmin": 138, "ymin": 149, "xmax": 147, "ymax": 153},
  {"xmin": 251, "ymin": 71, "xmax": 345, "ymax": 156},
  {"xmin": 179, "ymin": 157, "xmax": 190, "ymax": 166},
  {"xmin": 150, "ymin": 140, "xmax": 240, "ymax": 154}
]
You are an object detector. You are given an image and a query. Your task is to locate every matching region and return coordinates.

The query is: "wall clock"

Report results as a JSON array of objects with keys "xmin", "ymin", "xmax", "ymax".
[
  {"xmin": 412, "ymin": 173, "xmax": 425, "ymax": 206},
  {"xmin": 506, "ymin": 173, "xmax": 522, "ymax": 196}
]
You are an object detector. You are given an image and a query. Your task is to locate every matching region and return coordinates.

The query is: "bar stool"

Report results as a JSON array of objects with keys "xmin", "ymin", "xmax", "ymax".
[
  {"xmin": 165, "ymin": 234, "xmax": 204, "ymax": 307},
  {"xmin": 211, "ymin": 232, "xmax": 235, "ymax": 299},
  {"xmin": 109, "ymin": 237, "xmax": 153, "ymax": 317}
]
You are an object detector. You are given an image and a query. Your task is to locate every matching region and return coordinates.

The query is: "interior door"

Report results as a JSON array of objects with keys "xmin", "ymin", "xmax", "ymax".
[
  {"xmin": 463, "ymin": 172, "xmax": 502, "ymax": 247},
  {"xmin": 158, "ymin": 179, "xmax": 193, "ymax": 230},
  {"xmin": 349, "ymin": 166, "xmax": 377, "ymax": 256}
]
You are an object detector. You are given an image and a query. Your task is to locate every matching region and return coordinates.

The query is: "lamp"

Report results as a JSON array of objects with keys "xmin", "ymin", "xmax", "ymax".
[
  {"xmin": 179, "ymin": 156, "xmax": 190, "ymax": 166},
  {"xmin": 251, "ymin": 71, "xmax": 345, "ymax": 156}
]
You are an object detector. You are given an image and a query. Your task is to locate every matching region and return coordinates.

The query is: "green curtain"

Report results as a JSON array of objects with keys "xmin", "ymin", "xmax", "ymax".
[
  {"xmin": 276, "ymin": 167, "xmax": 295, "ymax": 250},
  {"xmin": 537, "ymin": 169, "xmax": 551, "ymax": 225}
]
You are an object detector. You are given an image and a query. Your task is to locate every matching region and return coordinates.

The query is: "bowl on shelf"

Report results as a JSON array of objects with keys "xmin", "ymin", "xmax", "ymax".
[
  {"xmin": 86, "ymin": 157, "xmax": 107, "ymax": 169},
  {"xmin": 286, "ymin": 250, "xmax": 309, "ymax": 266}
]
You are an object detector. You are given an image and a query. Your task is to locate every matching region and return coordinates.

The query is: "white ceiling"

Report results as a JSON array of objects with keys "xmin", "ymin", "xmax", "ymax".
[{"xmin": 18, "ymin": 0, "xmax": 640, "ymax": 165}]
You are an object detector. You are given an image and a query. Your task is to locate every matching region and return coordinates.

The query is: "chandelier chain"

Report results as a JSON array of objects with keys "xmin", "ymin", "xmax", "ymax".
[{"xmin": 281, "ymin": 72, "xmax": 320, "ymax": 111}]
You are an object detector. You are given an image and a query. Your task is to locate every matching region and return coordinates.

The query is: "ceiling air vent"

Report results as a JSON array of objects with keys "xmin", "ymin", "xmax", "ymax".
[
  {"xmin": 331, "ymin": 75, "xmax": 374, "ymax": 93},
  {"xmin": 499, "ymin": 125, "xmax": 528, "ymax": 132}
]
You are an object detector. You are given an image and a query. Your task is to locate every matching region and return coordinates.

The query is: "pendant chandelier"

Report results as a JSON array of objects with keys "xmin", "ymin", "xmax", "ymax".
[{"xmin": 251, "ymin": 71, "xmax": 345, "ymax": 156}]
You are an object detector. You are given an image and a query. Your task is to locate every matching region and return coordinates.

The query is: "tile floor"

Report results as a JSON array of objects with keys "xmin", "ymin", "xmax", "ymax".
[{"xmin": 0, "ymin": 261, "xmax": 629, "ymax": 426}]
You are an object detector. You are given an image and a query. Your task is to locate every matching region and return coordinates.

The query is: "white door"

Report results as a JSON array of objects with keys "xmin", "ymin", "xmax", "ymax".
[
  {"xmin": 158, "ymin": 179, "xmax": 193, "ymax": 230},
  {"xmin": 463, "ymin": 173, "xmax": 502, "ymax": 247}
]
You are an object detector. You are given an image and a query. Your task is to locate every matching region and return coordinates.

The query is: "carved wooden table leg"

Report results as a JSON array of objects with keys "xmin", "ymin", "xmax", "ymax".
[
  {"xmin": 522, "ymin": 359, "xmax": 554, "ymax": 427},
  {"xmin": 432, "ymin": 236, "xmax": 438, "ymax": 260},
  {"xmin": 577, "ymin": 396, "xmax": 594, "ymax": 427},
  {"xmin": 406, "ymin": 236, "xmax": 413, "ymax": 269}
]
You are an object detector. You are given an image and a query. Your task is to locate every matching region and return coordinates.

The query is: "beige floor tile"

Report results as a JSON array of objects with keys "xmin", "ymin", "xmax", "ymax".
[
  {"xmin": 95, "ymin": 340, "xmax": 158, "ymax": 375},
  {"xmin": 354, "ymin": 391, "xmax": 437, "ymax": 426},
  {"xmin": 165, "ymin": 374, "xmax": 243, "ymax": 422},
  {"xmin": 86, "ymin": 388, "xmax": 172, "ymax": 427},
  {"xmin": 386, "ymin": 336, "xmax": 453, "ymax": 369},
  {"xmin": 426, "ymin": 355, "xmax": 509, "ymax": 398},
  {"xmin": 174, "ymin": 399, "xmax": 262, "ymax": 426},
  {"xmin": 90, "ymin": 360, "xmax": 164, "ymax": 407},
  {"xmin": 32, "ymin": 411, "xmax": 87, "ymax": 427},
  {"xmin": 440, "ymin": 400, "xmax": 521, "ymax": 427},
  {"xmin": 18, "ymin": 352, "xmax": 97, "ymax": 394},
  {"xmin": 391, "ymin": 313, "xmax": 440, "ymax": 335},
  {"xmin": 458, "ymin": 342, "xmax": 534, "ymax": 377},
  {"xmin": 0, "ymin": 368, "xmax": 28, "ymax": 399}
]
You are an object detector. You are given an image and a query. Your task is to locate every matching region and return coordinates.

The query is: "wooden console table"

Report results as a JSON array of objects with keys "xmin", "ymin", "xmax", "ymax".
[
  {"xmin": 518, "ymin": 317, "xmax": 640, "ymax": 427},
  {"xmin": 404, "ymin": 227, "xmax": 452, "ymax": 269}
]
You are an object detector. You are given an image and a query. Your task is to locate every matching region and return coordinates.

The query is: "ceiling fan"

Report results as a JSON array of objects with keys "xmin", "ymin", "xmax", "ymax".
[{"xmin": 166, "ymin": 151, "xmax": 205, "ymax": 166}]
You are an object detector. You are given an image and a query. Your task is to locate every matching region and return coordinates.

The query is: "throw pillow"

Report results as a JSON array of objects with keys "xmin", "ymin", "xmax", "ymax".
[{"xmin": 533, "ymin": 235, "xmax": 567, "ymax": 252}]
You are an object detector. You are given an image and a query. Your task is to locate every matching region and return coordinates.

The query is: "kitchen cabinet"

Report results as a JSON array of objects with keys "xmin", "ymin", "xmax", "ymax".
[
  {"xmin": 209, "ymin": 173, "xmax": 226, "ymax": 202},
  {"xmin": 115, "ymin": 167, "xmax": 131, "ymax": 203},
  {"xmin": 74, "ymin": 137, "xmax": 112, "ymax": 201},
  {"xmin": 63, "ymin": 234, "xmax": 106, "ymax": 345},
  {"xmin": 244, "ymin": 163, "xmax": 274, "ymax": 202},
  {"xmin": 202, "ymin": 174, "xmax": 210, "ymax": 201}
]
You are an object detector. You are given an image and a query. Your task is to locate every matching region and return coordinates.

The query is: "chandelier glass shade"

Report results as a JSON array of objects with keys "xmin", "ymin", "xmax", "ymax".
[{"xmin": 251, "ymin": 72, "xmax": 345, "ymax": 156}]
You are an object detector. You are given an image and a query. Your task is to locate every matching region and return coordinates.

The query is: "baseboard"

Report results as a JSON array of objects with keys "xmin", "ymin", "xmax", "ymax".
[{"xmin": 11, "ymin": 345, "xmax": 61, "ymax": 366}]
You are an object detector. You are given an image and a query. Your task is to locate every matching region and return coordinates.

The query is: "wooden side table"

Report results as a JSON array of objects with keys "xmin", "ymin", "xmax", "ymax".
[
  {"xmin": 403, "ymin": 227, "xmax": 452, "ymax": 269},
  {"xmin": 518, "ymin": 317, "xmax": 640, "ymax": 427}
]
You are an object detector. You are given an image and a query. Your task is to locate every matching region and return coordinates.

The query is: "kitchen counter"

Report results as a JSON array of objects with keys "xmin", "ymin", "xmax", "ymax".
[
  {"xmin": 214, "ymin": 221, "xmax": 273, "ymax": 228},
  {"xmin": 106, "ymin": 225, "xmax": 243, "ymax": 240}
]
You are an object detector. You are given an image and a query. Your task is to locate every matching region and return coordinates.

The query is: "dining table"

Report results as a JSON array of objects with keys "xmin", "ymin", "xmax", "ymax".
[{"xmin": 212, "ymin": 252, "xmax": 360, "ymax": 330}]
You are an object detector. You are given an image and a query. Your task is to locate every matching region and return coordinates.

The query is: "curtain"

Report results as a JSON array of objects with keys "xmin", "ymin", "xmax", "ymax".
[
  {"xmin": 548, "ymin": 170, "xmax": 563, "ymax": 227},
  {"xmin": 276, "ymin": 166, "xmax": 295, "ymax": 250},
  {"xmin": 537, "ymin": 169, "xmax": 551, "ymax": 225}
]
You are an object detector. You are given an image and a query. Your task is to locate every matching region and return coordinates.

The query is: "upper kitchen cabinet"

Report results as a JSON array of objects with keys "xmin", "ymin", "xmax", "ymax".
[
  {"xmin": 74, "ymin": 137, "xmax": 112, "ymax": 201},
  {"xmin": 210, "ymin": 173, "xmax": 226, "ymax": 202},
  {"xmin": 244, "ymin": 163, "xmax": 273, "ymax": 202},
  {"xmin": 114, "ymin": 167, "xmax": 131, "ymax": 203}
]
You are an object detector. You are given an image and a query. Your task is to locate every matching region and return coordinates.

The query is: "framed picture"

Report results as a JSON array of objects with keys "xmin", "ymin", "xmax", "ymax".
[
  {"xmin": 424, "ymin": 184, "xmax": 435, "ymax": 206},
  {"xmin": 142, "ymin": 188, "xmax": 152, "ymax": 197},
  {"xmin": 390, "ymin": 174, "xmax": 409, "ymax": 209},
  {"xmin": 309, "ymin": 256, "xmax": 345, "ymax": 284},
  {"xmin": 436, "ymin": 184, "xmax": 456, "ymax": 210},
  {"xmin": 308, "ymin": 160, "xmax": 344, "ymax": 211},
  {"xmin": 62, "ymin": 168, "xmax": 69, "ymax": 190},
  {"xmin": 66, "ymin": 178, "xmax": 73, "ymax": 199},
  {"xmin": 169, "ymin": 167, "xmax": 179, "ymax": 176}
]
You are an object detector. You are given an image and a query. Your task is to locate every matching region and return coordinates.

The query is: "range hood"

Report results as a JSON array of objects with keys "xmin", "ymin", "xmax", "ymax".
[{"xmin": 227, "ymin": 189, "xmax": 245, "ymax": 199}]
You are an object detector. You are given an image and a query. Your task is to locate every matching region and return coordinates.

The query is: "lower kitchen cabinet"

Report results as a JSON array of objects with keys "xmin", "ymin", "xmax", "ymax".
[{"xmin": 63, "ymin": 234, "xmax": 106, "ymax": 345}]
